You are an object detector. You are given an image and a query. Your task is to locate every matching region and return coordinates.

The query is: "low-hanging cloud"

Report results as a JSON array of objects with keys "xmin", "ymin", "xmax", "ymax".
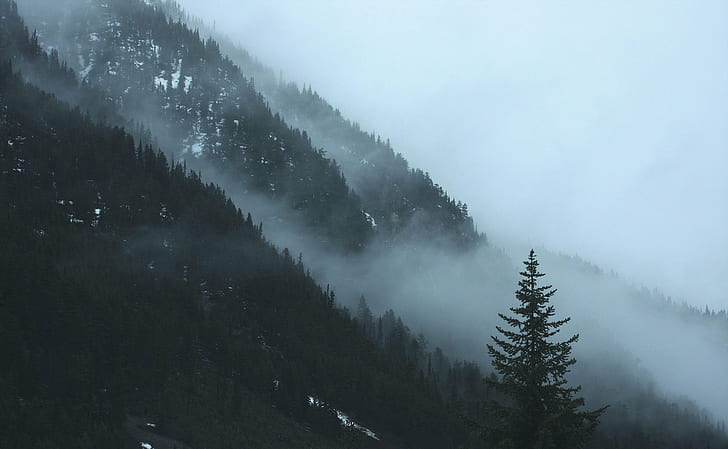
[
  {"xmin": 170, "ymin": 0, "xmax": 728, "ymax": 424},
  {"xmin": 14, "ymin": 0, "xmax": 728, "ymax": 430},
  {"xmin": 177, "ymin": 0, "xmax": 728, "ymax": 311}
]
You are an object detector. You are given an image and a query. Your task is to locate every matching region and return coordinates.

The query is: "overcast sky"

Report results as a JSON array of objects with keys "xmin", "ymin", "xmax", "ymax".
[{"xmin": 178, "ymin": 0, "xmax": 728, "ymax": 310}]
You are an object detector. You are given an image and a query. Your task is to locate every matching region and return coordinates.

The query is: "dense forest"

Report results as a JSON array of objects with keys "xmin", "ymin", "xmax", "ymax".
[
  {"xmin": 0, "ymin": 4, "xmax": 493, "ymax": 447},
  {"xmin": 0, "ymin": 48, "xmax": 483, "ymax": 449},
  {"xmin": 1, "ymin": 0, "xmax": 727, "ymax": 448},
  {"xmin": 156, "ymin": 0, "xmax": 482, "ymax": 249}
]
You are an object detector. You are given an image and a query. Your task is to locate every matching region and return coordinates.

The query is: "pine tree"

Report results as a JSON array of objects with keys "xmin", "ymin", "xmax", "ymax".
[{"xmin": 486, "ymin": 249, "xmax": 606, "ymax": 449}]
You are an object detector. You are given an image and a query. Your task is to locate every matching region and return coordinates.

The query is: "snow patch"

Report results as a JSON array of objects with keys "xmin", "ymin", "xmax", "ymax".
[
  {"xmin": 154, "ymin": 71, "xmax": 167, "ymax": 89},
  {"xmin": 92, "ymin": 208, "xmax": 102, "ymax": 228},
  {"xmin": 307, "ymin": 396, "xmax": 379, "ymax": 441},
  {"xmin": 363, "ymin": 211, "xmax": 377, "ymax": 229},
  {"xmin": 170, "ymin": 59, "xmax": 182, "ymax": 89},
  {"xmin": 79, "ymin": 59, "xmax": 94, "ymax": 79},
  {"xmin": 336, "ymin": 409, "xmax": 380, "ymax": 441}
]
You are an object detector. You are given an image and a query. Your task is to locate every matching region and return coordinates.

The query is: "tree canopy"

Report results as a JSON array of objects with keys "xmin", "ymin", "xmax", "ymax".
[{"xmin": 487, "ymin": 250, "xmax": 606, "ymax": 449}]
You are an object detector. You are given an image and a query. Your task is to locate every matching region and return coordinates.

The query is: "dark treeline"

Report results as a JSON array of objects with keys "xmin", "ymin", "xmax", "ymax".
[
  {"xmin": 271, "ymin": 82, "xmax": 482, "ymax": 249},
  {"xmin": 1, "ymin": 4, "xmax": 475, "ymax": 448},
  {"xmin": 136, "ymin": 0, "xmax": 484, "ymax": 250},
  {"xmin": 0, "ymin": 59, "xmax": 479, "ymax": 448},
  {"xmin": 15, "ymin": 0, "xmax": 373, "ymax": 252},
  {"xmin": 2, "ymin": 0, "xmax": 728, "ymax": 448}
]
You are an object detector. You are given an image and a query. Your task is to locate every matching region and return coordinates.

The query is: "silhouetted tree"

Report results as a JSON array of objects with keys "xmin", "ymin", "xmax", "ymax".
[{"xmin": 486, "ymin": 249, "xmax": 606, "ymax": 449}]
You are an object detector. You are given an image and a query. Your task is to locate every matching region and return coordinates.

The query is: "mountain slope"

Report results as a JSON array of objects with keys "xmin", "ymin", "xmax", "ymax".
[
  {"xmin": 157, "ymin": 0, "xmax": 482, "ymax": 249},
  {"xmin": 0, "ymin": 4, "xmax": 499, "ymax": 447},
  {"xmin": 149, "ymin": 3, "xmax": 728, "ymax": 445},
  {"xmin": 0, "ymin": 59, "xmax": 463, "ymax": 449},
  {"xmin": 17, "ymin": 0, "xmax": 373, "ymax": 252},
  {"xmin": 20, "ymin": 0, "xmax": 482, "ymax": 251},
  {"xmin": 4, "ymin": 1, "xmax": 728, "ymax": 448},
  {"xmin": 0, "ymin": 58, "xmax": 334, "ymax": 449}
]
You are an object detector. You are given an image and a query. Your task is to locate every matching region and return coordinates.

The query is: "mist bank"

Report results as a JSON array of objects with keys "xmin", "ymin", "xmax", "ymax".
[
  {"xmin": 175, "ymin": 0, "xmax": 728, "ymax": 311},
  {"xmin": 154, "ymin": 0, "xmax": 728, "ymax": 422},
  {"xmin": 204, "ymin": 157, "xmax": 728, "ymax": 425},
  {"xmin": 14, "ymin": 0, "xmax": 728, "ymax": 431}
]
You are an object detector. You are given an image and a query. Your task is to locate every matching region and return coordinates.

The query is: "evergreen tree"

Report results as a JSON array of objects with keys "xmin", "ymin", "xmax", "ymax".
[
  {"xmin": 486, "ymin": 249, "xmax": 606, "ymax": 449},
  {"xmin": 355, "ymin": 295, "xmax": 375, "ymax": 340}
]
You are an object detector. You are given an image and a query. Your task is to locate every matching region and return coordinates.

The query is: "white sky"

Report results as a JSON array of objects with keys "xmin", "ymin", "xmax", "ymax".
[{"xmin": 178, "ymin": 0, "xmax": 728, "ymax": 310}]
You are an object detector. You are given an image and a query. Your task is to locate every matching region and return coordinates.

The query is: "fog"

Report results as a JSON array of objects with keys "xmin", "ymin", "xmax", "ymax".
[
  {"xmin": 177, "ymin": 0, "xmax": 728, "ymax": 311},
  {"xmin": 12, "ymin": 0, "xmax": 728, "ymax": 431},
  {"xmin": 213, "ymin": 171, "xmax": 728, "ymax": 424},
  {"xmin": 169, "ymin": 0, "xmax": 728, "ymax": 424}
]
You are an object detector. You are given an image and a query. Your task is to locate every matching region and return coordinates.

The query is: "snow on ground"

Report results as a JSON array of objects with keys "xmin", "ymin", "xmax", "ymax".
[
  {"xmin": 107, "ymin": 60, "xmax": 118, "ymax": 76},
  {"xmin": 190, "ymin": 139, "xmax": 204, "ymax": 157},
  {"xmin": 154, "ymin": 72, "xmax": 166, "ymax": 89},
  {"xmin": 307, "ymin": 396, "xmax": 380, "ymax": 441},
  {"xmin": 171, "ymin": 59, "xmax": 182, "ymax": 89},
  {"xmin": 363, "ymin": 211, "xmax": 377, "ymax": 229},
  {"xmin": 92, "ymin": 208, "xmax": 102, "ymax": 227},
  {"xmin": 335, "ymin": 409, "xmax": 380, "ymax": 440},
  {"xmin": 80, "ymin": 62, "xmax": 94, "ymax": 79},
  {"xmin": 78, "ymin": 51, "xmax": 94, "ymax": 79}
]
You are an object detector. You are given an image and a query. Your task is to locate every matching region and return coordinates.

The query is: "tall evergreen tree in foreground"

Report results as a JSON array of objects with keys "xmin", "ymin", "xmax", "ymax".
[{"xmin": 486, "ymin": 250, "xmax": 606, "ymax": 449}]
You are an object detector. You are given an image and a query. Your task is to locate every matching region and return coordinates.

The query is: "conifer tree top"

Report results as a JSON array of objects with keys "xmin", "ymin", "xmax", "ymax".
[{"xmin": 486, "ymin": 249, "xmax": 606, "ymax": 449}]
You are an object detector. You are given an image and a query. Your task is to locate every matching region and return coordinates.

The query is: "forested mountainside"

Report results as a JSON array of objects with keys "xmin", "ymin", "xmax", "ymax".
[
  {"xmin": 3, "ymin": 0, "xmax": 728, "ymax": 448},
  {"xmin": 159, "ymin": 0, "xmax": 481, "ymax": 249},
  {"xmin": 14, "ymin": 0, "xmax": 373, "ymax": 252},
  {"xmin": 16, "ymin": 0, "xmax": 480, "ymax": 252},
  {"xmin": 271, "ymin": 82, "xmax": 482, "ymax": 249},
  {"xmin": 44, "ymin": 0, "xmax": 482, "ymax": 248},
  {"xmin": 151, "ymin": 2, "xmax": 728, "ymax": 434},
  {"xmin": 0, "ymin": 19, "xmax": 498, "ymax": 448}
]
